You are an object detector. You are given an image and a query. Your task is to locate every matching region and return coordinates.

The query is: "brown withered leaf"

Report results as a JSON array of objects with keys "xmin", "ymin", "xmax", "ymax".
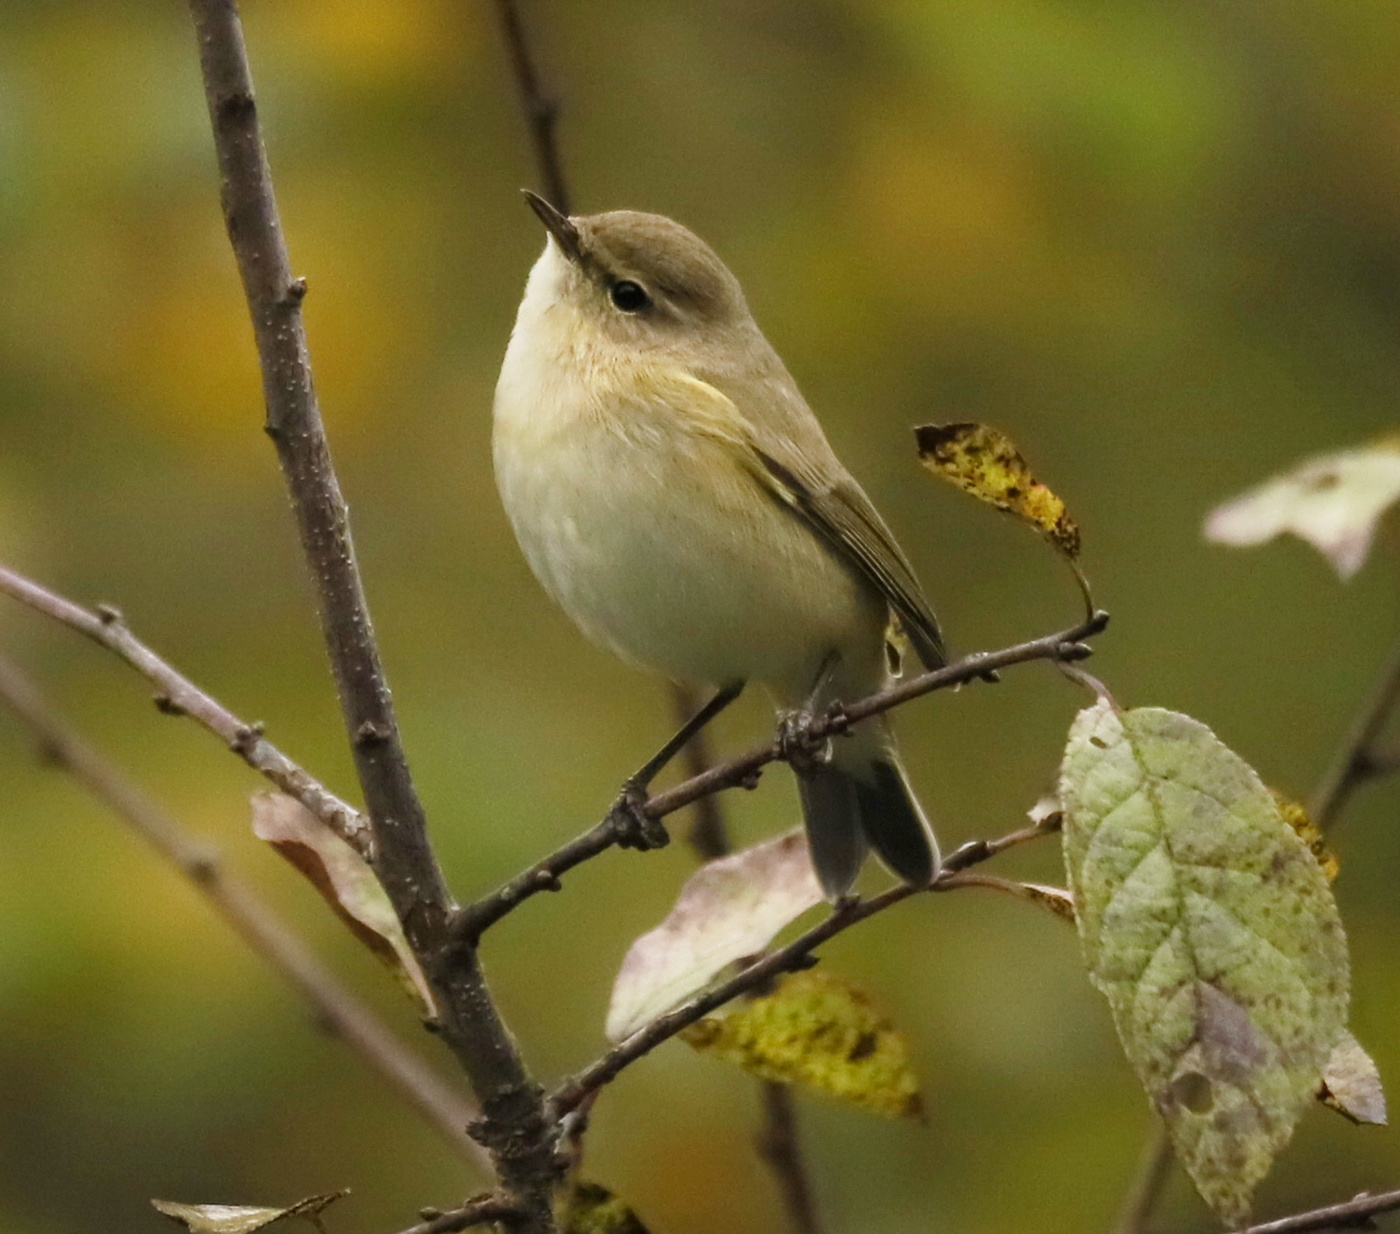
[
  {"xmin": 1204, "ymin": 435, "xmax": 1400, "ymax": 579},
  {"xmin": 251, "ymin": 794, "xmax": 434, "ymax": 1017},
  {"xmin": 1319, "ymin": 1031, "xmax": 1387, "ymax": 1126},
  {"xmin": 916, "ymin": 422, "xmax": 1081, "ymax": 557},
  {"xmin": 606, "ymin": 830, "xmax": 822, "ymax": 1042},
  {"xmin": 682, "ymin": 970, "xmax": 922, "ymax": 1119},
  {"xmin": 152, "ymin": 1192, "xmax": 347, "ymax": 1234}
]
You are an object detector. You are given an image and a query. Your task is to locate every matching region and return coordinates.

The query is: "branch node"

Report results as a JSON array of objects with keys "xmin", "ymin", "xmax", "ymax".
[
  {"xmin": 1058, "ymin": 640, "xmax": 1095, "ymax": 662},
  {"xmin": 186, "ymin": 851, "xmax": 220, "ymax": 885},
  {"xmin": 230, "ymin": 721, "xmax": 265, "ymax": 753},
  {"xmin": 95, "ymin": 603, "xmax": 123, "ymax": 627},
  {"xmin": 281, "ymin": 276, "xmax": 308, "ymax": 305},
  {"xmin": 355, "ymin": 718, "xmax": 391, "ymax": 748},
  {"xmin": 152, "ymin": 692, "xmax": 187, "ymax": 717},
  {"xmin": 419, "ymin": 1208, "xmax": 444, "ymax": 1221},
  {"xmin": 531, "ymin": 869, "xmax": 562, "ymax": 893}
]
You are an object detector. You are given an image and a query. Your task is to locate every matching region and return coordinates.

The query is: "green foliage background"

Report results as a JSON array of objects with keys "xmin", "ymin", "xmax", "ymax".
[{"xmin": 0, "ymin": 2, "xmax": 1397, "ymax": 1231}]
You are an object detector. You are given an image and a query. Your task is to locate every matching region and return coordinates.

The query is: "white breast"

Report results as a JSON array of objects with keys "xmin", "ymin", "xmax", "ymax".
[{"xmin": 492, "ymin": 245, "xmax": 888, "ymax": 703}]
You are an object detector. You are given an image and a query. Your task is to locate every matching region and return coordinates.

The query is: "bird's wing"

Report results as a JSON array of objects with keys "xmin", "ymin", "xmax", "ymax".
[{"xmin": 666, "ymin": 367, "xmax": 946, "ymax": 671}]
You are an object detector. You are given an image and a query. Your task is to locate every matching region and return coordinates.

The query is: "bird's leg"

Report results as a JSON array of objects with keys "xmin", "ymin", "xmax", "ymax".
[
  {"xmin": 609, "ymin": 680, "xmax": 745, "ymax": 850},
  {"xmin": 776, "ymin": 652, "xmax": 840, "ymax": 777}
]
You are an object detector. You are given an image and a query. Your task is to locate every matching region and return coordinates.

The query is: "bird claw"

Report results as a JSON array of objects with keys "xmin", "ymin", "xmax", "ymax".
[
  {"xmin": 776, "ymin": 708, "xmax": 833, "ymax": 776},
  {"xmin": 607, "ymin": 779, "xmax": 669, "ymax": 851}
]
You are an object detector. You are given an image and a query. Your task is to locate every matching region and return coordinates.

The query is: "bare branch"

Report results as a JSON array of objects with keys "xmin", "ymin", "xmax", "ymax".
[
  {"xmin": 390, "ymin": 1195, "xmax": 522, "ymax": 1234},
  {"xmin": 0, "ymin": 649, "xmax": 486, "ymax": 1172},
  {"xmin": 756, "ymin": 1082, "xmax": 822, "ymax": 1234},
  {"xmin": 1310, "ymin": 630, "xmax": 1400, "ymax": 829},
  {"xmin": 1237, "ymin": 1187, "xmax": 1400, "ymax": 1234},
  {"xmin": 184, "ymin": 3, "xmax": 555, "ymax": 1224},
  {"xmin": 1110, "ymin": 1120, "xmax": 1174, "ymax": 1234},
  {"xmin": 459, "ymin": 610, "xmax": 1108, "ymax": 937},
  {"xmin": 673, "ymin": 683, "xmax": 731, "ymax": 862},
  {"xmin": 493, "ymin": 0, "xmax": 570, "ymax": 212},
  {"xmin": 0, "ymin": 561, "xmax": 365, "ymax": 851},
  {"xmin": 548, "ymin": 818, "xmax": 1054, "ymax": 1116}
]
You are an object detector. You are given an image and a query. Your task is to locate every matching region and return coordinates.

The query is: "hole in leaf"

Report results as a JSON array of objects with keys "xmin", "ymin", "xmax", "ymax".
[
  {"xmin": 1089, "ymin": 736, "xmax": 1108, "ymax": 749},
  {"xmin": 1171, "ymin": 1071, "xmax": 1214, "ymax": 1114}
]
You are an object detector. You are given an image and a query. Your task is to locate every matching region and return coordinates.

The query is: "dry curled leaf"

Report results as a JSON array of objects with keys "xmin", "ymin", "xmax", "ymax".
[
  {"xmin": 682, "ymin": 970, "xmax": 921, "ymax": 1119},
  {"xmin": 606, "ymin": 830, "xmax": 822, "ymax": 1042},
  {"xmin": 251, "ymin": 794, "xmax": 434, "ymax": 1017},
  {"xmin": 1060, "ymin": 701, "xmax": 1350, "ymax": 1226},
  {"xmin": 916, "ymin": 422, "xmax": 1081, "ymax": 557},
  {"xmin": 152, "ymin": 1192, "xmax": 347, "ymax": 1234},
  {"xmin": 1204, "ymin": 436, "xmax": 1400, "ymax": 579},
  {"xmin": 1319, "ymin": 1031, "xmax": 1387, "ymax": 1126}
]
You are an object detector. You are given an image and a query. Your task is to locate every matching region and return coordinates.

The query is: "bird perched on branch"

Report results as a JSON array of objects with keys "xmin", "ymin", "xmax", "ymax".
[{"xmin": 493, "ymin": 194, "xmax": 944, "ymax": 900}]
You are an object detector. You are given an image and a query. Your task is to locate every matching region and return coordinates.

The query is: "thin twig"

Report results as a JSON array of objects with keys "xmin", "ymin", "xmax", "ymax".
[
  {"xmin": 0, "ymin": 561, "xmax": 366, "ymax": 850},
  {"xmin": 1236, "ymin": 1187, "xmax": 1400, "ymax": 1234},
  {"xmin": 390, "ymin": 1195, "xmax": 522, "ymax": 1234},
  {"xmin": 1110, "ymin": 1120, "xmax": 1173, "ymax": 1234},
  {"xmin": 1309, "ymin": 629, "xmax": 1400, "ymax": 829},
  {"xmin": 493, "ymin": 0, "xmax": 570, "ymax": 212},
  {"xmin": 548, "ymin": 818, "xmax": 1054, "ymax": 1116},
  {"xmin": 458, "ymin": 611, "xmax": 1108, "ymax": 939},
  {"xmin": 673, "ymin": 683, "xmax": 729, "ymax": 862},
  {"xmin": 756, "ymin": 1082, "xmax": 822, "ymax": 1234},
  {"xmin": 0, "ymin": 649, "xmax": 487, "ymax": 1172},
  {"xmin": 669, "ymin": 682, "xmax": 824, "ymax": 1234},
  {"xmin": 184, "ymin": 3, "xmax": 555, "ymax": 1225}
]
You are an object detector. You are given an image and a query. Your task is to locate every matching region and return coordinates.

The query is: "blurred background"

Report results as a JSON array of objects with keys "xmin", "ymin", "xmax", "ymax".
[{"xmin": 0, "ymin": 1, "xmax": 1398, "ymax": 1230}]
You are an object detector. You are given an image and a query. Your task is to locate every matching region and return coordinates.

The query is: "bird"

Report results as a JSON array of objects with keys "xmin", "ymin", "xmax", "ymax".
[{"xmin": 492, "ymin": 193, "xmax": 944, "ymax": 900}]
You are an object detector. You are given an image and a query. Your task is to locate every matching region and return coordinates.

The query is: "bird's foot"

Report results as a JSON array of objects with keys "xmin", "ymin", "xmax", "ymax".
[
  {"xmin": 776, "ymin": 707, "xmax": 834, "ymax": 777},
  {"xmin": 607, "ymin": 778, "xmax": 670, "ymax": 851}
]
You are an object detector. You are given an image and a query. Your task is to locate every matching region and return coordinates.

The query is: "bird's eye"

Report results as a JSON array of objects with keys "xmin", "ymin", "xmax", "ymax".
[{"xmin": 609, "ymin": 280, "xmax": 650, "ymax": 312}]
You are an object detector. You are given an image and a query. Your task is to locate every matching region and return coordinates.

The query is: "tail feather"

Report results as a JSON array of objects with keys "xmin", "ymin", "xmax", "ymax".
[
  {"xmin": 798, "ymin": 766, "xmax": 868, "ymax": 901},
  {"xmin": 797, "ymin": 743, "xmax": 938, "ymax": 901},
  {"xmin": 854, "ymin": 757, "xmax": 939, "ymax": 889}
]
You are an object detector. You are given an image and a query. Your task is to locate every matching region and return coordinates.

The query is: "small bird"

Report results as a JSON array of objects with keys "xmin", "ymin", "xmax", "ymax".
[{"xmin": 493, "ymin": 194, "xmax": 944, "ymax": 900}]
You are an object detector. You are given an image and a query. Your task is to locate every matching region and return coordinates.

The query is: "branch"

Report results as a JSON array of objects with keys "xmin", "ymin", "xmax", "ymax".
[
  {"xmin": 185, "ymin": 3, "xmax": 554, "ymax": 1225},
  {"xmin": 493, "ymin": 0, "xmax": 570, "ymax": 212},
  {"xmin": 390, "ymin": 1195, "xmax": 522, "ymax": 1234},
  {"xmin": 1237, "ymin": 1188, "xmax": 1400, "ymax": 1234},
  {"xmin": 0, "ymin": 648, "xmax": 487, "ymax": 1172},
  {"xmin": 548, "ymin": 819, "xmax": 1053, "ymax": 1116},
  {"xmin": 1309, "ymin": 629, "xmax": 1400, "ymax": 829},
  {"xmin": 1110, "ymin": 1120, "xmax": 1173, "ymax": 1234},
  {"xmin": 459, "ymin": 610, "xmax": 1107, "ymax": 938},
  {"xmin": 756, "ymin": 1081, "xmax": 822, "ymax": 1234},
  {"xmin": 0, "ymin": 561, "xmax": 365, "ymax": 851}
]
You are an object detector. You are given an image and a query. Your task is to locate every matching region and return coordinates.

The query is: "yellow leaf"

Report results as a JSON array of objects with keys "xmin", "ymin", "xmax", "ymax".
[
  {"xmin": 1271, "ymin": 790, "xmax": 1339, "ymax": 882},
  {"xmin": 152, "ymin": 1192, "xmax": 347, "ymax": 1234},
  {"xmin": 561, "ymin": 1182, "xmax": 652, "ymax": 1234},
  {"xmin": 682, "ymin": 971, "xmax": 921, "ymax": 1119},
  {"xmin": 916, "ymin": 422, "xmax": 1081, "ymax": 558}
]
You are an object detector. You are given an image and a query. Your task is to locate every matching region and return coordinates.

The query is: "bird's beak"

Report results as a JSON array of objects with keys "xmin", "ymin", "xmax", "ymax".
[{"xmin": 522, "ymin": 190, "xmax": 583, "ymax": 265}]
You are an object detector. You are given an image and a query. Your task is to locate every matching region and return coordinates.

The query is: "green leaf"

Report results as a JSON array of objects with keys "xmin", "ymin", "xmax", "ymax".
[
  {"xmin": 682, "ymin": 970, "xmax": 921, "ymax": 1119},
  {"xmin": 1059, "ymin": 701, "xmax": 1350, "ymax": 1226}
]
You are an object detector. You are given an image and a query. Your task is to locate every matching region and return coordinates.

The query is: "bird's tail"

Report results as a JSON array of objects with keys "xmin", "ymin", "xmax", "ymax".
[{"xmin": 797, "ymin": 719, "xmax": 939, "ymax": 901}]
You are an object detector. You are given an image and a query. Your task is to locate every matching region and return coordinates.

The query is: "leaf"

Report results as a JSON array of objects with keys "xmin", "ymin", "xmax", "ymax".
[
  {"xmin": 682, "ymin": 970, "xmax": 921, "ymax": 1119},
  {"xmin": 251, "ymin": 794, "xmax": 434, "ymax": 1017},
  {"xmin": 606, "ymin": 830, "xmax": 823, "ymax": 1042},
  {"xmin": 1059, "ymin": 701, "xmax": 1350, "ymax": 1226},
  {"xmin": 152, "ymin": 1193, "xmax": 347, "ymax": 1234},
  {"xmin": 1270, "ymin": 790, "xmax": 1339, "ymax": 882},
  {"xmin": 916, "ymin": 422, "xmax": 1081, "ymax": 558},
  {"xmin": 1204, "ymin": 436, "xmax": 1400, "ymax": 579},
  {"xmin": 1319, "ymin": 1031, "xmax": 1387, "ymax": 1126},
  {"xmin": 562, "ymin": 1182, "xmax": 652, "ymax": 1234}
]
